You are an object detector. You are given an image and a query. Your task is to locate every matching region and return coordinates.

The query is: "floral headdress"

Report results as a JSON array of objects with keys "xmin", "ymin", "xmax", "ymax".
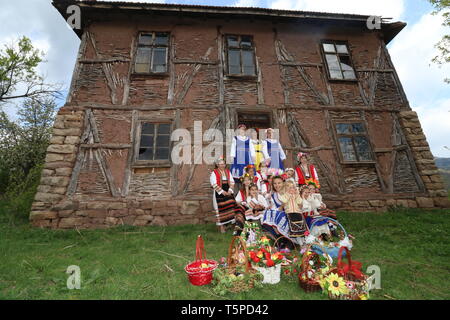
[
  {"xmin": 240, "ymin": 173, "xmax": 252, "ymax": 182},
  {"xmin": 305, "ymin": 178, "xmax": 320, "ymax": 189},
  {"xmin": 297, "ymin": 152, "xmax": 309, "ymax": 161},
  {"xmin": 244, "ymin": 164, "xmax": 256, "ymax": 173},
  {"xmin": 237, "ymin": 124, "xmax": 247, "ymax": 130},
  {"xmin": 214, "ymin": 155, "xmax": 226, "ymax": 166},
  {"xmin": 267, "ymin": 168, "xmax": 283, "ymax": 177}
]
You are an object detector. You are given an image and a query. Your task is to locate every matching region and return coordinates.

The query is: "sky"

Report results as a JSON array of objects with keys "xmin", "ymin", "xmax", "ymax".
[{"xmin": 0, "ymin": 0, "xmax": 449, "ymax": 157}]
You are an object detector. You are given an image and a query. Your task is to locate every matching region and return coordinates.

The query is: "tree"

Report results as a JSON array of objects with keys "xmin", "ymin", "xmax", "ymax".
[
  {"xmin": 0, "ymin": 36, "xmax": 62, "ymax": 105},
  {"xmin": 429, "ymin": 0, "xmax": 450, "ymax": 83},
  {"xmin": 0, "ymin": 97, "xmax": 57, "ymax": 194}
]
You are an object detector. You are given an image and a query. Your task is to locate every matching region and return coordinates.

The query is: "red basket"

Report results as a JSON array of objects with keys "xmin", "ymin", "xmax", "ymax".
[{"xmin": 185, "ymin": 235, "xmax": 218, "ymax": 286}]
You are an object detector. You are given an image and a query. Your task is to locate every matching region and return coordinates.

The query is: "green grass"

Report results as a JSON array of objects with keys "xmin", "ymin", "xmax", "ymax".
[{"xmin": 0, "ymin": 208, "xmax": 449, "ymax": 300}]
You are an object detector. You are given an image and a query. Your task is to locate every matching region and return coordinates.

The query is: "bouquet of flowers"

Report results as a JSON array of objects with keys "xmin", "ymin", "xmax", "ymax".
[
  {"xmin": 247, "ymin": 241, "xmax": 285, "ymax": 284},
  {"xmin": 319, "ymin": 247, "xmax": 369, "ymax": 300},
  {"xmin": 248, "ymin": 247, "xmax": 284, "ymax": 268}
]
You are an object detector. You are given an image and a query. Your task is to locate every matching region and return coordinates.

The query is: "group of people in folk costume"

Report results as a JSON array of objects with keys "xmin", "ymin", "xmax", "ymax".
[{"xmin": 210, "ymin": 124, "xmax": 337, "ymax": 245}]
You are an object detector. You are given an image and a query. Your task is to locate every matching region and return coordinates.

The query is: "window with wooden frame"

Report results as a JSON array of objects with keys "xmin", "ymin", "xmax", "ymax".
[
  {"xmin": 135, "ymin": 122, "xmax": 171, "ymax": 165},
  {"xmin": 225, "ymin": 35, "xmax": 256, "ymax": 77},
  {"xmin": 134, "ymin": 32, "xmax": 169, "ymax": 74},
  {"xmin": 321, "ymin": 41, "xmax": 357, "ymax": 81},
  {"xmin": 335, "ymin": 122, "xmax": 373, "ymax": 163}
]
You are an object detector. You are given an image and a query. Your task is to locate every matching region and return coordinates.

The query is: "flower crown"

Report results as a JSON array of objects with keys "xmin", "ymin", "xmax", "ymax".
[
  {"xmin": 305, "ymin": 178, "xmax": 320, "ymax": 189},
  {"xmin": 267, "ymin": 168, "xmax": 284, "ymax": 176},
  {"xmin": 297, "ymin": 152, "xmax": 309, "ymax": 161},
  {"xmin": 240, "ymin": 173, "xmax": 252, "ymax": 182}
]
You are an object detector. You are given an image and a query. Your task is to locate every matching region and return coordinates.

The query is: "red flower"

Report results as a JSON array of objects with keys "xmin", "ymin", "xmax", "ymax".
[
  {"xmin": 284, "ymin": 269, "xmax": 290, "ymax": 275},
  {"xmin": 266, "ymin": 259, "xmax": 275, "ymax": 267},
  {"xmin": 249, "ymin": 251, "xmax": 256, "ymax": 260},
  {"xmin": 304, "ymin": 231, "xmax": 310, "ymax": 236}
]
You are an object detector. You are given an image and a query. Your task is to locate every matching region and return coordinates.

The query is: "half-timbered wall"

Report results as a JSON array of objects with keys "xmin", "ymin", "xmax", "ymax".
[{"xmin": 30, "ymin": 12, "xmax": 449, "ymax": 229}]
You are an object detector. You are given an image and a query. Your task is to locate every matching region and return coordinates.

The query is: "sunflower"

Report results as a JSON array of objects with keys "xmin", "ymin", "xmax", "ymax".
[{"xmin": 326, "ymin": 273, "xmax": 349, "ymax": 296}]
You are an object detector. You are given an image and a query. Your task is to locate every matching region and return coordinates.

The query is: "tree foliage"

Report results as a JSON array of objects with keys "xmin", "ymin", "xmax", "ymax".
[
  {"xmin": 0, "ymin": 36, "xmax": 62, "ymax": 105},
  {"xmin": 0, "ymin": 98, "xmax": 56, "ymax": 223},
  {"xmin": 429, "ymin": 0, "xmax": 450, "ymax": 83}
]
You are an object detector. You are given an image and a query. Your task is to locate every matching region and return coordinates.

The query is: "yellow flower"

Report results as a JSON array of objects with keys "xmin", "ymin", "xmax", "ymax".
[
  {"xmin": 359, "ymin": 294, "xmax": 368, "ymax": 300},
  {"xmin": 326, "ymin": 273, "xmax": 349, "ymax": 296},
  {"xmin": 317, "ymin": 276, "xmax": 327, "ymax": 289}
]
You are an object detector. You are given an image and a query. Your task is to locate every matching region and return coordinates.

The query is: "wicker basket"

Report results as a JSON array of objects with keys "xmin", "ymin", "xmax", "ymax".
[
  {"xmin": 213, "ymin": 236, "xmax": 261, "ymax": 294},
  {"xmin": 185, "ymin": 235, "xmax": 218, "ymax": 286},
  {"xmin": 310, "ymin": 217, "xmax": 351, "ymax": 259},
  {"xmin": 298, "ymin": 244, "xmax": 332, "ymax": 293},
  {"xmin": 322, "ymin": 247, "xmax": 369, "ymax": 300}
]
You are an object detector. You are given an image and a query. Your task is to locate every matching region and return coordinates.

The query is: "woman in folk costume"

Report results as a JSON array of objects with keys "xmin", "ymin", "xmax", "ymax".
[
  {"xmin": 262, "ymin": 128, "xmax": 286, "ymax": 170},
  {"xmin": 295, "ymin": 152, "xmax": 319, "ymax": 187},
  {"xmin": 300, "ymin": 185, "xmax": 331, "ymax": 237},
  {"xmin": 210, "ymin": 157, "xmax": 243, "ymax": 234},
  {"xmin": 240, "ymin": 183, "xmax": 269, "ymax": 221},
  {"xmin": 230, "ymin": 124, "xmax": 255, "ymax": 181},
  {"xmin": 261, "ymin": 176, "xmax": 294, "ymax": 243},
  {"xmin": 249, "ymin": 128, "xmax": 265, "ymax": 171}
]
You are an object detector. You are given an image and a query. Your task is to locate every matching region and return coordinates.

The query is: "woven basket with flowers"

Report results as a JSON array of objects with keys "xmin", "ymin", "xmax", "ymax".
[
  {"xmin": 211, "ymin": 236, "xmax": 263, "ymax": 295},
  {"xmin": 319, "ymin": 247, "xmax": 370, "ymax": 300}
]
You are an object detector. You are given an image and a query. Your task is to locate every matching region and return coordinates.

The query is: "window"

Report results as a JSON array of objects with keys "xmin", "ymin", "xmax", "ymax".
[
  {"xmin": 237, "ymin": 112, "xmax": 271, "ymax": 130},
  {"xmin": 226, "ymin": 35, "xmax": 256, "ymax": 76},
  {"xmin": 137, "ymin": 122, "xmax": 171, "ymax": 162},
  {"xmin": 335, "ymin": 123, "xmax": 373, "ymax": 162},
  {"xmin": 134, "ymin": 32, "xmax": 169, "ymax": 74},
  {"xmin": 322, "ymin": 41, "xmax": 356, "ymax": 80}
]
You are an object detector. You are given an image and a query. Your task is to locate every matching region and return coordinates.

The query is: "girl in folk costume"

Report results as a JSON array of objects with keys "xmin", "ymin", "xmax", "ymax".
[
  {"xmin": 284, "ymin": 168, "xmax": 296, "ymax": 184},
  {"xmin": 230, "ymin": 124, "xmax": 255, "ymax": 181},
  {"xmin": 235, "ymin": 174, "xmax": 253, "ymax": 206},
  {"xmin": 307, "ymin": 183, "xmax": 337, "ymax": 220},
  {"xmin": 278, "ymin": 180, "xmax": 308, "ymax": 239},
  {"xmin": 210, "ymin": 157, "xmax": 241, "ymax": 234},
  {"xmin": 300, "ymin": 185, "xmax": 331, "ymax": 237},
  {"xmin": 295, "ymin": 152, "xmax": 319, "ymax": 186},
  {"xmin": 258, "ymin": 160, "xmax": 271, "ymax": 197},
  {"xmin": 244, "ymin": 164, "xmax": 263, "ymax": 191},
  {"xmin": 249, "ymin": 128, "xmax": 265, "ymax": 171},
  {"xmin": 242, "ymin": 183, "xmax": 269, "ymax": 221},
  {"xmin": 262, "ymin": 128, "xmax": 286, "ymax": 170}
]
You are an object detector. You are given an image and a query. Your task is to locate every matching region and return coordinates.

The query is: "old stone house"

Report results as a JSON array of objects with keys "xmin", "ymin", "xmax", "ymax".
[{"xmin": 30, "ymin": 0, "xmax": 450, "ymax": 229}]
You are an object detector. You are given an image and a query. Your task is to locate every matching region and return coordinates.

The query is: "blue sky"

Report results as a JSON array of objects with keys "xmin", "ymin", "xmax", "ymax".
[{"xmin": 0, "ymin": 0, "xmax": 449, "ymax": 157}]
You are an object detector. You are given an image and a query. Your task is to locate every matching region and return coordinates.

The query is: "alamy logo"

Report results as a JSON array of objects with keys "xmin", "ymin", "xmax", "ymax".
[
  {"xmin": 66, "ymin": 265, "xmax": 81, "ymax": 290},
  {"xmin": 366, "ymin": 265, "xmax": 381, "ymax": 290},
  {"xmin": 66, "ymin": 5, "xmax": 81, "ymax": 30}
]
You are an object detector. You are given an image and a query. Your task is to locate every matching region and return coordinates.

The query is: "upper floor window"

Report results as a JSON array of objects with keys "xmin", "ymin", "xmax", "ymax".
[
  {"xmin": 335, "ymin": 122, "xmax": 373, "ymax": 162},
  {"xmin": 226, "ymin": 35, "xmax": 256, "ymax": 77},
  {"xmin": 322, "ymin": 41, "xmax": 356, "ymax": 81},
  {"xmin": 136, "ymin": 122, "xmax": 171, "ymax": 163},
  {"xmin": 134, "ymin": 32, "xmax": 169, "ymax": 74}
]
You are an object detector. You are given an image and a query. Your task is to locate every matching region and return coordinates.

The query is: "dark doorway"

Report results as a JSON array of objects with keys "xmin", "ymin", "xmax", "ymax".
[{"xmin": 237, "ymin": 112, "xmax": 272, "ymax": 131}]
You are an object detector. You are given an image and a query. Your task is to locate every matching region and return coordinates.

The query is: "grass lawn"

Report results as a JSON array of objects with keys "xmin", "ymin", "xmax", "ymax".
[{"xmin": 0, "ymin": 208, "xmax": 449, "ymax": 300}]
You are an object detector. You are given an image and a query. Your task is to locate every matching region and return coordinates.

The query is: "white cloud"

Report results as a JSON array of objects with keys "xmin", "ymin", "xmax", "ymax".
[
  {"xmin": 389, "ymin": 11, "xmax": 450, "ymax": 158},
  {"xmin": 269, "ymin": 0, "xmax": 405, "ymax": 20},
  {"xmin": 233, "ymin": 0, "xmax": 262, "ymax": 7},
  {"xmin": 415, "ymin": 99, "xmax": 450, "ymax": 158}
]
